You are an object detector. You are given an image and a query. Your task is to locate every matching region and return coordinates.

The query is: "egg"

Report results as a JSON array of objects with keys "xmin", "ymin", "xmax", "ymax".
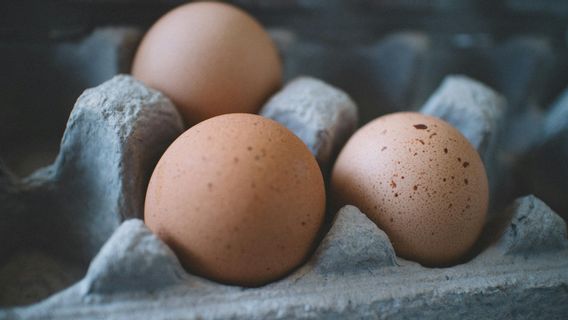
[
  {"xmin": 144, "ymin": 113, "xmax": 325, "ymax": 286},
  {"xmin": 331, "ymin": 112, "xmax": 488, "ymax": 266},
  {"xmin": 132, "ymin": 2, "xmax": 282, "ymax": 126}
]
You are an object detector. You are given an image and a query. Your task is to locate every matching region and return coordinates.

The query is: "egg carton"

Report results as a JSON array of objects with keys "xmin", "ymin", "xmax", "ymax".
[{"xmin": 2, "ymin": 18, "xmax": 568, "ymax": 319}]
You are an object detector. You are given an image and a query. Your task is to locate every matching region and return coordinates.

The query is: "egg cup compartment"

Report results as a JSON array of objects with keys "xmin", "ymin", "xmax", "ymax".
[
  {"xmin": 0, "ymin": 27, "xmax": 142, "ymax": 306},
  {"xmin": 0, "ymin": 75, "xmax": 183, "ymax": 307},
  {"xmin": 2, "ymin": 2, "xmax": 568, "ymax": 318}
]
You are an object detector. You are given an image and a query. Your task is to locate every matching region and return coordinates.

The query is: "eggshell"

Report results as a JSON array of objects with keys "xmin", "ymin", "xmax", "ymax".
[
  {"xmin": 331, "ymin": 112, "xmax": 488, "ymax": 266},
  {"xmin": 144, "ymin": 113, "xmax": 325, "ymax": 286},
  {"xmin": 132, "ymin": 2, "xmax": 282, "ymax": 126}
]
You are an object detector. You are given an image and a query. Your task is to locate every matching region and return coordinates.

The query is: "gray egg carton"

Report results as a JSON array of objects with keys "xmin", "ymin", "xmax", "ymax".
[{"xmin": 2, "ymin": 22, "xmax": 568, "ymax": 319}]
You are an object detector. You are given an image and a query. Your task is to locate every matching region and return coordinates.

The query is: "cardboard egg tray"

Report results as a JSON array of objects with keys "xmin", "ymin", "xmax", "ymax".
[{"xmin": 2, "ymin": 1, "xmax": 568, "ymax": 319}]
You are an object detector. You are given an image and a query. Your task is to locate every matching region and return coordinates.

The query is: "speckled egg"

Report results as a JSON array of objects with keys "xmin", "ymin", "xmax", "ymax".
[
  {"xmin": 144, "ymin": 113, "xmax": 325, "ymax": 286},
  {"xmin": 331, "ymin": 112, "xmax": 488, "ymax": 266}
]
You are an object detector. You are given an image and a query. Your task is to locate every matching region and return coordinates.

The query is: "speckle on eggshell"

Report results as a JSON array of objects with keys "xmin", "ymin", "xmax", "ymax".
[{"xmin": 331, "ymin": 112, "xmax": 488, "ymax": 266}]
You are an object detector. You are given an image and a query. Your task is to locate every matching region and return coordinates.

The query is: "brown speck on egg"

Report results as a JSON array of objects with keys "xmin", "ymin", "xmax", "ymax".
[
  {"xmin": 444, "ymin": 148, "xmax": 448, "ymax": 154},
  {"xmin": 413, "ymin": 124, "xmax": 428, "ymax": 130},
  {"xmin": 463, "ymin": 162, "xmax": 470, "ymax": 168}
]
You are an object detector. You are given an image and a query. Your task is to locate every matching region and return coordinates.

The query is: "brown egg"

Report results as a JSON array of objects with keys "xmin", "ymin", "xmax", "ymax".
[
  {"xmin": 132, "ymin": 2, "xmax": 282, "ymax": 126},
  {"xmin": 331, "ymin": 112, "xmax": 488, "ymax": 266},
  {"xmin": 144, "ymin": 113, "xmax": 325, "ymax": 286}
]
